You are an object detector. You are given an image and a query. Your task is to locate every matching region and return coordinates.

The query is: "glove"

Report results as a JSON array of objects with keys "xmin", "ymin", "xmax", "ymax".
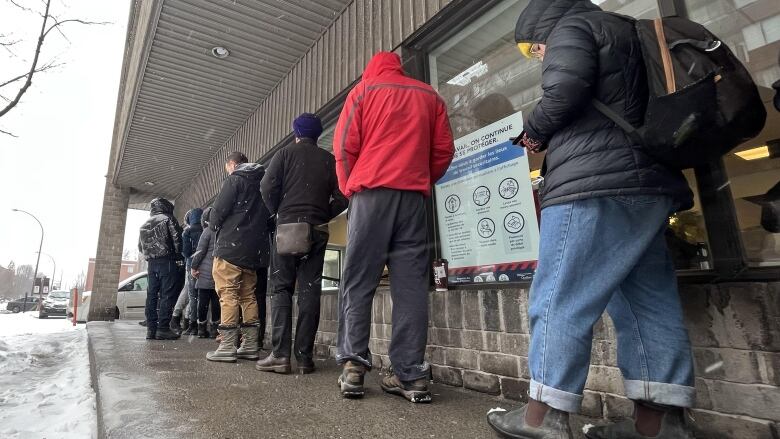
[{"xmin": 513, "ymin": 130, "xmax": 545, "ymax": 153}]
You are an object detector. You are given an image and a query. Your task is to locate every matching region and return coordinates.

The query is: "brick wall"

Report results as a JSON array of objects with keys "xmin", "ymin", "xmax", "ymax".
[
  {"xmin": 88, "ymin": 181, "xmax": 130, "ymax": 321},
  {"xmin": 301, "ymin": 283, "xmax": 780, "ymax": 438}
]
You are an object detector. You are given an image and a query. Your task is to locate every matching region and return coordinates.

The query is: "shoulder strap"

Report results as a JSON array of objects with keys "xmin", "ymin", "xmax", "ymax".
[{"xmin": 591, "ymin": 99, "xmax": 644, "ymax": 145}]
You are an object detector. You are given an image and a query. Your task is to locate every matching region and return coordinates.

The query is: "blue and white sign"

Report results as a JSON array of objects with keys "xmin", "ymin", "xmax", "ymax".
[{"xmin": 435, "ymin": 112, "xmax": 540, "ymax": 284}]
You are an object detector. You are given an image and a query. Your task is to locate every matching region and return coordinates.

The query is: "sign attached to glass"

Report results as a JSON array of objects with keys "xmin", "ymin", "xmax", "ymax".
[{"xmin": 435, "ymin": 112, "xmax": 540, "ymax": 284}]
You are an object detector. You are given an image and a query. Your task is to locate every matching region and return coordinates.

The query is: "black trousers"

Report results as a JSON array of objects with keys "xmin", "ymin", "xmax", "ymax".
[
  {"xmin": 255, "ymin": 267, "xmax": 268, "ymax": 345},
  {"xmin": 336, "ymin": 189, "xmax": 430, "ymax": 381},
  {"xmin": 197, "ymin": 288, "xmax": 220, "ymax": 323},
  {"xmin": 270, "ymin": 229, "xmax": 328, "ymax": 362}
]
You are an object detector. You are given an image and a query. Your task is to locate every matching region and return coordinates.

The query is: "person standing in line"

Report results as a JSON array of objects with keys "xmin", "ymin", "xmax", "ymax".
[
  {"xmin": 487, "ymin": 1, "xmax": 696, "ymax": 438},
  {"xmin": 206, "ymin": 152, "xmax": 269, "ymax": 363},
  {"xmin": 138, "ymin": 197, "xmax": 185, "ymax": 340},
  {"xmin": 256, "ymin": 113, "xmax": 348, "ymax": 375},
  {"xmin": 190, "ymin": 207, "xmax": 220, "ymax": 338},
  {"xmin": 255, "ymin": 216, "xmax": 273, "ymax": 348},
  {"xmin": 180, "ymin": 208, "xmax": 203, "ymax": 335},
  {"xmin": 333, "ymin": 52, "xmax": 454, "ymax": 402}
]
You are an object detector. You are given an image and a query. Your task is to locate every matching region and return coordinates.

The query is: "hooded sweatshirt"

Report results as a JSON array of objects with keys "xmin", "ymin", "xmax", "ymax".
[
  {"xmin": 138, "ymin": 198, "xmax": 183, "ymax": 260},
  {"xmin": 210, "ymin": 162, "xmax": 271, "ymax": 270},
  {"xmin": 333, "ymin": 51, "xmax": 455, "ymax": 197}
]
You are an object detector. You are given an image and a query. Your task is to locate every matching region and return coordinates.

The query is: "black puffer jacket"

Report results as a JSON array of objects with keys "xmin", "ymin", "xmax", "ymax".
[
  {"xmin": 138, "ymin": 198, "xmax": 183, "ymax": 261},
  {"xmin": 211, "ymin": 163, "xmax": 271, "ymax": 270},
  {"xmin": 516, "ymin": 0, "xmax": 692, "ymax": 210}
]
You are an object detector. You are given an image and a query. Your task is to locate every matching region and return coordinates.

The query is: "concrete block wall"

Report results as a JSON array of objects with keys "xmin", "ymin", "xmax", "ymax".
[
  {"xmin": 306, "ymin": 283, "xmax": 780, "ymax": 438},
  {"xmin": 89, "ymin": 181, "xmax": 130, "ymax": 321}
]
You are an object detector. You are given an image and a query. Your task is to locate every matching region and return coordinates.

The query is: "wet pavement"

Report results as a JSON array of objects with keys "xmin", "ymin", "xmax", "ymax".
[{"xmin": 87, "ymin": 321, "xmax": 595, "ymax": 439}]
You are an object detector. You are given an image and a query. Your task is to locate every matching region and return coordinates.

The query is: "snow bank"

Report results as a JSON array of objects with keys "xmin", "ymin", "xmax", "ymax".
[{"xmin": 0, "ymin": 313, "xmax": 96, "ymax": 438}]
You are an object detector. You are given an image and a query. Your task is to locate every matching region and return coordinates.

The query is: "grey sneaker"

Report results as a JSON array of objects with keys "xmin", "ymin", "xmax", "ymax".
[
  {"xmin": 584, "ymin": 410, "xmax": 695, "ymax": 439},
  {"xmin": 236, "ymin": 323, "xmax": 260, "ymax": 360},
  {"xmin": 206, "ymin": 327, "xmax": 238, "ymax": 363},
  {"xmin": 487, "ymin": 404, "xmax": 573, "ymax": 439},
  {"xmin": 338, "ymin": 361, "xmax": 366, "ymax": 398}
]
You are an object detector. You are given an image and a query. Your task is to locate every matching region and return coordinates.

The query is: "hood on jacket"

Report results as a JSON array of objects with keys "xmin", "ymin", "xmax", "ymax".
[
  {"xmin": 185, "ymin": 208, "xmax": 203, "ymax": 226},
  {"xmin": 150, "ymin": 198, "xmax": 174, "ymax": 216},
  {"xmin": 515, "ymin": 0, "xmax": 601, "ymax": 45},
  {"xmin": 363, "ymin": 52, "xmax": 404, "ymax": 79},
  {"xmin": 201, "ymin": 207, "xmax": 212, "ymax": 229},
  {"xmin": 232, "ymin": 162, "xmax": 265, "ymax": 181}
]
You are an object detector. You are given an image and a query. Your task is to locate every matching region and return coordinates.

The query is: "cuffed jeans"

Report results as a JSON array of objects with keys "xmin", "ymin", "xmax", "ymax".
[
  {"xmin": 336, "ymin": 189, "xmax": 430, "ymax": 382},
  {"xmin": 270, "ymin": 230, "xmax": 328, "ymax": 362},
  {"xmin": 528, "ymin": 195, "xmax": 695, "ymax": 413},
  {"xmin": 146, "ymin": 258, "xmax": 184, "ymax": 330}
]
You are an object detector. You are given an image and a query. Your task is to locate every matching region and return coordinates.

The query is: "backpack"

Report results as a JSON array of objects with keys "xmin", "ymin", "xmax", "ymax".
[{"xmin": 593, "ymin": 16, "xmax": 767, "ymax": 169}]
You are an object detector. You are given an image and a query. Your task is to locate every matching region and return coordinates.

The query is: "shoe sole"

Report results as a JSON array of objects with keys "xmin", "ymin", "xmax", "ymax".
[
  {"xmin": 298, "ymin": 367, "xmax": 316, "ymax": 375},
  {"xmin": 237, "ymin": 353, "xmax": 260, "ymax": 360},
  {"xmin": 338, "ymin": 375, "xmax": 365, "ymax": 398},
  {"xmin": 255, "ymin": 364, "xmax": 291, "ymax": 374},
  {"xmin": 206, "ymin": 355, "xmax": 237, "ymax": 363},
  {"xmin": 380, "ymin": 383, "xmax": 432, "ymax": 404},
  {"xmin": 487, "ymin": 421, "xmax": 534, "ymax": 439}
]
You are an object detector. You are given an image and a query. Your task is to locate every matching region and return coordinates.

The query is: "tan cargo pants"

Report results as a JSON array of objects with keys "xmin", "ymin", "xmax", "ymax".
[{"xmin": 213, "ymin": 257, "xmax": 258, "ymax": 327}]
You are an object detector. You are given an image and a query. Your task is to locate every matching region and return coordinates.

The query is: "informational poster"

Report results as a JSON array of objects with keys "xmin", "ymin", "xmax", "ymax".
[{"xmin": 435, "ymin": 112, "xmax": 540, "ymax": 284}]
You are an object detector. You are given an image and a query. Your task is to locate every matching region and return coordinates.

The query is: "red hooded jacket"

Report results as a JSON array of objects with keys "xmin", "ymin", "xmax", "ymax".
[{"xmin": 332, "ymin": 52, "xmax": 455, "ymax": 198}]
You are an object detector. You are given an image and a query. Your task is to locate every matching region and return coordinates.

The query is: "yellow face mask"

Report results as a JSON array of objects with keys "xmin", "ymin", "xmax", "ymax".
[{"xmin": 517, "ymin": 42, "xmax": 533, "ymax": 59}]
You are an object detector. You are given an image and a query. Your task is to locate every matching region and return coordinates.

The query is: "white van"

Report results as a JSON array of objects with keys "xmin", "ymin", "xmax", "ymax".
[{"xmin": 68, "ymin": 272, "xmax": 148, "ymax": 322}]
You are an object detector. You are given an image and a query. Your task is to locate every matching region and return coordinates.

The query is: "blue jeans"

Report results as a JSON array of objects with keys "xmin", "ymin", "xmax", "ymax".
[
  {"xmin": 528, "ymin": 195, "xmax": 695, "ymax": 413},
  {"xmin": 146, "ymin": 258, "xmax": 183, "ymax": 330}
]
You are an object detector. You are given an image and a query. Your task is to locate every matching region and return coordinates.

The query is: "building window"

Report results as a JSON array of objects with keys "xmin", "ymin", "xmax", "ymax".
[
  {"xmin": 681, "ymin": 0, "xmax": 780, "ymax": 267},
  {"xmin": 426, "ymin": 0, "xmax": 707, "ymax": 284},
  {"xmin": 127, "ymin": 266, "xmax": 134, "ymax": 274},
  {"xmin": 322, "ymin": 247, "xmax": 342, "ymax": 290}
]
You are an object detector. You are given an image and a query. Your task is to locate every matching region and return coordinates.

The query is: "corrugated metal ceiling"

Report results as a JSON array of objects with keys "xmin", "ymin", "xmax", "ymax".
[{"xmin": 115, "ymin": 0, "xmax": 351, "ymax": 201}]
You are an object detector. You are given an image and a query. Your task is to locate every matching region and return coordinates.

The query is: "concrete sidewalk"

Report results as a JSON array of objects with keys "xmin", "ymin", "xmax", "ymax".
[{"xmin": 87, "ymin": 321, "xmax": 592, "ymax": 438}]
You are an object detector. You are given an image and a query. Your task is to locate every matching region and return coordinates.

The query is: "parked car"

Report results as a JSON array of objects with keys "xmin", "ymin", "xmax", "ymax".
[
  {"xmin": 68, "ymin": 272, "xmax": 148, "ymax": 322},
  {"xmin": 6, "ymin": 296, "xmax": 40, "ymax": 313},
  {"xmin": 39, "ymin": 290, "xmax": 70, "ymax": 318}
]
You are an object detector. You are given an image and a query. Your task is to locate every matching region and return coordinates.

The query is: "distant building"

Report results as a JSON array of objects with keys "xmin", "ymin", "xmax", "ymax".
[{"xmin": 85, "ymin": 258, "xmax": 141, "ymax": 292}]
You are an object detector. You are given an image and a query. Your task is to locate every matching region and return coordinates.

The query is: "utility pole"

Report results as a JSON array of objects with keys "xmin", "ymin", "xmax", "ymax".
[{"xmin": 13, "ymin": 209, "xmax": 44, "ymax": 306}]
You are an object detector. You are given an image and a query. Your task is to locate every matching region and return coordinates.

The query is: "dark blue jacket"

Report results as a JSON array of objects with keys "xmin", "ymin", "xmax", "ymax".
[{"xmin": 182, "ymin": 208, "xmax": 203, "ymax": 263}]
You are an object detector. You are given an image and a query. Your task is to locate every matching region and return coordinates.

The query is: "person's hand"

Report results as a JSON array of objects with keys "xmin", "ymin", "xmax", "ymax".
[
  {"xmin": 191, "ymin": 269, "xmax": 200, "ymax": 278},
  {"xmin": 513, "ymin": 130, "xmax": 544, "ymax": 153}
]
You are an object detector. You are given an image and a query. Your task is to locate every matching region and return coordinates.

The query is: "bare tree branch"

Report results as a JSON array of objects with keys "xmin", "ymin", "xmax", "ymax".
[
  {"xmin": 0, "ymin": 63, "xmax": 61, "ymax": 89},
  {"xmin": 0, "ymin": 0, "xmax": 51, "ymax": 118},
  {"xmin": 0, "ymin": 0, "xmax": 109, "ymax": 119},
  {"xmin": 0, "ymin": 127, "xmax": 19, "ymax": 137}
]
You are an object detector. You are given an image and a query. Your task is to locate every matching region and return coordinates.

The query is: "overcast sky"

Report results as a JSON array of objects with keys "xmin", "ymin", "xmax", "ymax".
[{"xmin": 0, "ymin": 0, "xmax": 147, "ymax": 289}]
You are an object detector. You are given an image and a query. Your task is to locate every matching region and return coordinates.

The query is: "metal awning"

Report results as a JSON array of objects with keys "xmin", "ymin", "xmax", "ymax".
[{"xmin": 110, "ymin": 0, "xmax": 351, "ymax": 205}]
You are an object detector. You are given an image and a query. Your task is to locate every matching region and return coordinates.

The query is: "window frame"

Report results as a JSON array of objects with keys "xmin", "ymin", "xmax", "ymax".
[{"xmin": 402, "ymin": 0, "xmax": 780, "ymax": 287}]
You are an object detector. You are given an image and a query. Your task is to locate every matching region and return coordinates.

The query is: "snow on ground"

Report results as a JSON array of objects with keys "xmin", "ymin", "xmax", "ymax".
[{"xmin": 0, "ymin": 311, "xmax": 96, "ymax": 439}]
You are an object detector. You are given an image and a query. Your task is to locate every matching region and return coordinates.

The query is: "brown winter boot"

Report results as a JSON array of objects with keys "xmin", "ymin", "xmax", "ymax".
[
  {"xmin": 338, "ymin": 361, "xmax": 367, "ymax": 398},
  {"xmin": 380, "ymin": 370, "xmax": 431, "ymax": 403}
]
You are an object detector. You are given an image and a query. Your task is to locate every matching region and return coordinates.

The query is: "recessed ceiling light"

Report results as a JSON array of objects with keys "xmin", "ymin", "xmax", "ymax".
[
  {"xmin": 735, "ymin": 146, "xmax": 769, "ymax": 161},
  {"xmin": 144, "ymin": 181, "xmax": 155, "ymax": 186},
  {"xmin": 211, "ymin": 46, "xmax": 230, "ymax": 59}
]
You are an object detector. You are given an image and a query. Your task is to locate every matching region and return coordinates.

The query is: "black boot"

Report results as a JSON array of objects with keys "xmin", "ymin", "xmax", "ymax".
[
  {"xmin": 197, "ymin": 322, "xmax": 209, "ymax": 338},
  {"xmin": 146, "ymin": 328, "xmax": 156, "ymax": 340},
  {"xmin": 155, "ymin": 328, "xmax": 181, "ymax": 340},
  {"xmin": 170, "ymin": 314, "xmax": 182, "ymax": 332},
  {"xmin": 209, "ymin": 321, "xmax": 219, "ymax": 339},
  {"xmin": 139, "ymin": 320, "xmax": 148, "ymax": 327},
  {"xmin": 183, "ymin": 321, "xmax": 198, "ymax": 335},
  {"xmin": 487, "ymin": 401, "xmax": 573, "ymax": 439}
]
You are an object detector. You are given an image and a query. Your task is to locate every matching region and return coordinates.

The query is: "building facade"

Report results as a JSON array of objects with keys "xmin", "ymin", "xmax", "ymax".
[{"xmin": 94, "ymin": 0, "xmax": 780, "ymax": 436}]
